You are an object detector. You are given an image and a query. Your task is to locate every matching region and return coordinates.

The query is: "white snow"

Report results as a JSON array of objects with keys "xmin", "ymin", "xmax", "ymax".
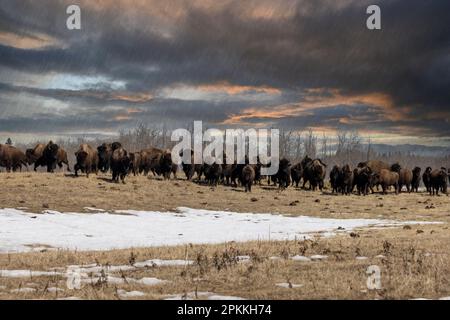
[
  {"xmin": 0, "ymin": 207, "xmax": 438, "ymax": 253},
  {"xmin": 79, "ymin": 275, "xmax": 167, "ymax": 286},
  {"xmin": 164, "ymin": 291, "xmax": 244, "ymax": 300},
  {"xmin": 83, "ymin": 207, "xmax": 106, "ymax": 212},
  {"xmin": 0, "ymin": 270, "xmax": 63, "ymax": 278},
  {"xmin": 11, "ymin": 287, "xmax": 36, "ymax": 293},
  {"xmin": 291, "ymin": 255, "xmax": 311, "ymax": 262},
  {"xmin": 133, "ymin": 259, "xmax": 192, "ymax": 268},
  {"xmin": 207, "ymin": 295, "xmax": 245, "ymax": 300},
  {"xmin": 356, "ymin": 256, "xmax": 369, "ymax": 260},
  {"xmin": 133, "ymin": 277, "xmax": 167, "ymax": 286},
  {"xmin": 310, "ymin": 255, "xmax": 328, "ymax": 260},
  {"xmin": 117, "ymin": 289, "xmax": 146, "ymax": 298},
  {"xmin": 276, "ymin": 282, "xmax": 303, "ymax": 288}
]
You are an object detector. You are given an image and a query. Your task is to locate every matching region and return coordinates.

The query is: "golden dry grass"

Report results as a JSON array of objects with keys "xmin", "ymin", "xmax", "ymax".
[
  {"xmin": 0, "ymin": 171, "xmax": 449, "ymax": 222},
  {"xmin": 0, "ymin": 171, "xmax": 449, "ymax": 300},
  {"xmin": 0, "ymin": 225, "xmax": 449, "ymax": 300}
]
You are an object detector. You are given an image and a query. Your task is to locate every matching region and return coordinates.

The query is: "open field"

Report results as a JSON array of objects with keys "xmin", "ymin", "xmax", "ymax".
[
  {"xmin": 1, "ymin": 172, "xmax": 449, "ymax": 221},
  {"xmin": 0, "ymin": 171, "xmax": 449, "ymax": 300}
]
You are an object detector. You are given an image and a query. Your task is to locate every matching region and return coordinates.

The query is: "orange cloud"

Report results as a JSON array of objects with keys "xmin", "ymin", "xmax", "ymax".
[
  {"xmin": 223, "ymin": 88, "xmax": 400, "ymax": 125},
  {"xmin": 112, "ymin": 93, "xmax": 153, "ymax": 103},
  {"xmin": 0, "ymin": 31, "xmax": 64, "ymax": 50},
  {"xmin": 196, "ymin": 81, "xmax": 281, "ymax": 95}
]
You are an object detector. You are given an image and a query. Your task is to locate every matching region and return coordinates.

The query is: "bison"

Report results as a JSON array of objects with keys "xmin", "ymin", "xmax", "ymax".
[
  {"xmin": 97, "ymin": 142, "xmax": 122, "ymax": 173},
  {"xmin": 180, "ymin": 150, "xmax": 202, "ymax": 181},
  {"xmin": 303, "ymin": 158, "xmax": 326, "ymax": 191},
  {"xmin": 290, "ymin": 162, "xmax": 303, "ymax": 188},
  {"xmin": 74, "ymin": 144, "xmax": 98, "ymax": 177},
  {"xmin": 128, "ymin": 152, "xmax": 141, "ymax": 176},
  {"xmin": 398, "ymin": 168, "xmax": 413, "ymax": 193},
  {"xmin": 353, "ymin": 166, "xmax": 373, "ymax": 196},
  {"xmin": 159, "ymin": 150, "xmax": 174, "ymax": 180},
  {"xmin": 377, "ymin": 169, "xmax": 400, "ymax": 194},
  {"xmin": 111, "ymin": 147, "xmax": 131, "ymax": 184},
  {"xmin": 411, "ymin": 167, "xmax": 421, "ymax": 192},
  {"xmin": 341, "ymin": 164, "xmax": 354, "ymax": 195},
  {"xmin": 429, "ymin": 168, "xmax": 448, "ymax": 196},
  {"xmin": 422, "ymin": 167, "xmax": 432, "ymax": 193},
  {"xmin": 358, "ymin": 160, "xmax": 390, "ymax": 174},
  {"xmin": 274, "ymin": 158, "xmax": 291, "ymax": 189},
  {"xmin": 26, "ymin": 143, "xmax": 45, "ymax": 170},
  {"xmin": 241, "ymin": 165, "xmax": 256, "ymax": 192},
  {"xmin": 330, "ymin": 165, "xmax": 342, "ymax": 193},
  {"xmin": 139, "ymin": 147, "xmax": 164, "ymax": 176},
  {"xmin": 0, "ymin": 144, "xmax": 28, "ymax": 172},
  {"xmin": 203, "ymin": 162, "xmax": 222, "ymax": 186}
]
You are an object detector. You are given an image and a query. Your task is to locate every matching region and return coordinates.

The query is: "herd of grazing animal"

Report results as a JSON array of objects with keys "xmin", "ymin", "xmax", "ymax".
[{"xmin": 0, "ymin": 142, "xmax": 449, "ymax": 196}]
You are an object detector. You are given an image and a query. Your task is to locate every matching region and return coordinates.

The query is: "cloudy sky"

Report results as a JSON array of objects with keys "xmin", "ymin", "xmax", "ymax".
[{"xmin": 0, "ymin": 0, "xmax": 449, "ymax": 145}]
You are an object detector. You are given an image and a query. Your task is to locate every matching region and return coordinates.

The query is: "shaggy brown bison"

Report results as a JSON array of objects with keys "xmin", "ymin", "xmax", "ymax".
[
  {"xmin": 26, "ymin": 143, "xmax": 45, "ymax": 169},
  {"xmin": 222, "ymin": 164, "xmax": 233, "ymax": 185},
  {"xmin": 330, "ymin": 165, "xmax": 342, "ymax": 193},
  {"xmin": 358, "ymin": 160, "xmax": 390, "ymax": 174},
  {"xmin": 429, "ymin": 168, "xmax": 448, "ymax": 196},
  {"xmin": 377, "ymin": 169, "xmax": 400, "ymax": 194},
  {"xmin": 159, "ymin": 151, "xmax": 174, "ymax": 180},
  {"xmin": 27, "ymin": 142, "xmax": 70, "ymax": 172},
  {"xmin": 111, "ymin": 147, "xmax": 131, "ymax": 183},
  {"xmin": 274, "ymin": 158, "xmax": 291, "ymax": 189},
  {"xmin": 54, "ymin": 148, "xmax": 70, "ymax": 172},
  {"xmin": 303, "ymin": 158, "xmax": 326, "ymax": 191},
  {"xmin": 422, "ymin": 167, "xmax": 432, "ymax": 193},
  {"xmin": 411, "ymin": 167, "xmax": 421, "ymax": 192},
  {"xmin": 41, "ymin": 141, "xmax": 60, "ymax": 172},
  {"xmin": 0, "ymin": 144, "xmax": 28, "ymax": 172},
  {"xmin": 74, "ymin": 144, "xmax": 98, "ymax": 177},
  {"xmin": 180, "ymin": 150, "xmax": 202, "ymax": 181},
  {"xmin": 353, "ymin": 166, "xmax": 373, "ymax": 196},
  {"xmin": 203, "ymin": 162, "xmax": 222, "ymax": 186},
  {"xmin": 128, "ymin": 152, "xmax": 141, "ymax": 176},
  {"xmin": 139, "ymin": 147, "xmax": 164, "ymax": 176},
  {"xmin": 241, "ymin": 165, "xmax": 256, "ymax": 192},
  {"xmin": 341, "ymin": 164, "xmax": 354, "ymax": 195},
  {"xmin": 97, "ymin": 142, "xmax": 122, "ymax": 173},
  {"xmin": 398, "ymin": 168, "xmax": 413, "ymax": 193},
  {"xmin": 290, "ymin": 162, "xmax": 303, "ymax": 188}
]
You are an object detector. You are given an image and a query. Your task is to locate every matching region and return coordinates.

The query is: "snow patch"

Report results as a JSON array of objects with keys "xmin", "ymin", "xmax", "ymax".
[
  {"xmin": 117, "ymin": 289, "xmax": 146, "ymax": 298},
  {"xmin": 164, "ymin": 291, "xmax": 244, "ymax": 300},
  {"xmin": 310, "ymin": 255, "xmax": 328, "ymax": 261},
  {"xmin": 276, "ymin": 282, "xmax": 303, "ymax": 288},
  {"xmin": 133, "ymin": 259, "xmax": 192, "ymax": 268},
  {"xmin": 291, "ymin": 255, "xmax": 311, "ymax": 262},
  {"xmin": 0, "ymin": 207, "xmax": 438, "ymax": 253},
  {"xmin": 11, "ymin": 287, "xmax": 36, "ymax": 293}
]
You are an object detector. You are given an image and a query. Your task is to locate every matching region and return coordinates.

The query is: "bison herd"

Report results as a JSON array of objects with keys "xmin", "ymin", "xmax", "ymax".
[{"xmin": 0, "ymin": 142, "xmax": 449, "ymax": 196}]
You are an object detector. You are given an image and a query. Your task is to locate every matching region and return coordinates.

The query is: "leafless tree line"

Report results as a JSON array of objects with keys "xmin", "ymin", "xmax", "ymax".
[{"xmin": 7, "ymin": 125, "xmax": 450, "ymax": 172}]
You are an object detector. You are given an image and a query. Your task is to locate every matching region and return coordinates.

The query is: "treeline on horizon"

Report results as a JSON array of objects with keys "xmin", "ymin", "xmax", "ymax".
[{"xmin": 5, "ymin": 124, "xmax": 450, "ymax": 173}]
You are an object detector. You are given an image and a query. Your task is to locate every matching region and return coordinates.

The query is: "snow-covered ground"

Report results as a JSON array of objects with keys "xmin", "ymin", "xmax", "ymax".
[{"xmin": 0, "ymin": 207, "xmax": 437, "ymax": 253}]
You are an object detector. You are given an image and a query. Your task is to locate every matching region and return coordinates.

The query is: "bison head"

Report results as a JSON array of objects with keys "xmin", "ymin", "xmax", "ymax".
[
  {"xmin": 390, "ymin": 163, "xmax": 401, "ymax": 173},
  {"xmin": 44, "ymin": 142, "xmax": 59, "ymax": 160},
  {"xmin": 25, "ymin": 149, "xmax": 36, "ymax": 164},
  {"xmin": 160, "ymin": 151, "xmax": 173, "ymax": 171}
]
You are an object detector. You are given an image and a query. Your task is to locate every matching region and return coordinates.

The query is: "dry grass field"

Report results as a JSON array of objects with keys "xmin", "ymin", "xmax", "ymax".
[{"xmin": 0, "ymin": 171, "xmax": 449, "ymax": 300}]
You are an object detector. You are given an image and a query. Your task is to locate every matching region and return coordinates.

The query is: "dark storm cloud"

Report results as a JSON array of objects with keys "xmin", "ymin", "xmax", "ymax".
[{"xmin": 0, "ymin": 0, "xmax": 449, "ymax": 140}]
